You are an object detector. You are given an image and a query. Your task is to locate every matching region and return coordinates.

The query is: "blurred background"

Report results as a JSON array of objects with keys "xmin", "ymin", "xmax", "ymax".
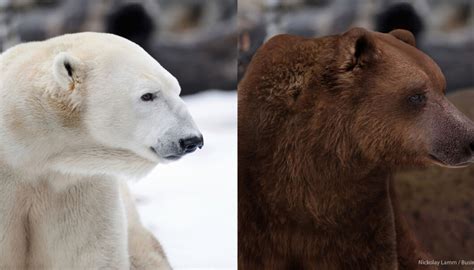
[
  {"xmin": 239, "ymin": 0, "xmax": 473, "ymax": 268},
  {"xmin": 1, "ymin": 0, "xmax": 237, "ymax": 269}
]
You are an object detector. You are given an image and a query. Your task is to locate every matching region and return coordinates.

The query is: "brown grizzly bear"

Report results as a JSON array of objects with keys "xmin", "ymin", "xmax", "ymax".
[{"xmin": 238, "ymin": 27, "xmax": 474, "ymax": 270}]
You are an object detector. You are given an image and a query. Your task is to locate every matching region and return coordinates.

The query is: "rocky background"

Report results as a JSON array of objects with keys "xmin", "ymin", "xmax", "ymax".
[
  {"xmin": 240, "ymin": 0, "xmax": 474, "ymax": 268},
  {"xmin": 0, "ymin": 0, "xmax": 237, "ymax": 95}
]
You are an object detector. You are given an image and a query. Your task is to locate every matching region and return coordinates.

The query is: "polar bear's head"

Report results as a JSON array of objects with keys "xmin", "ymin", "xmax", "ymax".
[
  {"xmin": 0, "ymin": 33, "xmax": 202, "ymax": 178},
  {"xmin": 54, "ymin": 51, "xmax": 202, "ymax": 160},
  {"xmin": 53, "ymin": 34, "xmax": 203, "ymax": 175}
]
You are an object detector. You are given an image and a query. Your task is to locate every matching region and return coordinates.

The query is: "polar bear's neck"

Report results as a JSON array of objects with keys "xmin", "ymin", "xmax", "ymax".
[{"xmin": 0, "ymin": 90, "xmax": 78, "ymax": 165}]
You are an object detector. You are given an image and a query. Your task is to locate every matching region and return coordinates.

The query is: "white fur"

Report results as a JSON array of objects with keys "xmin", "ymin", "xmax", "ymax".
[{"xmin": 0, "ymin": 32, "xmax": 198, "ymax": 269}]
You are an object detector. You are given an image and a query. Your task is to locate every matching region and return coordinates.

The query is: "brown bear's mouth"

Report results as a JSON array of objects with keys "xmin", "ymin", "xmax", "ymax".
[{"xmin": 427, "ymin": 154, "xmax": 470, "ymax": 168}]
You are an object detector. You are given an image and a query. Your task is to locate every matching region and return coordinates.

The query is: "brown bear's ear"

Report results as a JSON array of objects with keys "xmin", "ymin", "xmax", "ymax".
[
  {"xmin": 342, "ymin": 27, "xmax": 377, "ymax": 70},
  {"xmin": 389, "ymin": 29, "xmax": 416, "ymax": 47}
]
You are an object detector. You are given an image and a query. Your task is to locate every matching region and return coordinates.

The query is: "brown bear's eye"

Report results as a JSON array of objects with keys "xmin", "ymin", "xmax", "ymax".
[
  {"xmin": 141, "ymin": 93, "xmax": 155, "ymax": 102},
  {"xmin": 408, "ymin": 94, "xmax": 426, "ymax": 106}
]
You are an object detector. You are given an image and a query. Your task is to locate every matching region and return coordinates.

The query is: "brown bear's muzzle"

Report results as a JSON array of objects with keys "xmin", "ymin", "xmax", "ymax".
[{"xmin": 428, "ymin": 97, "xmax": 474, "ymax": 168}]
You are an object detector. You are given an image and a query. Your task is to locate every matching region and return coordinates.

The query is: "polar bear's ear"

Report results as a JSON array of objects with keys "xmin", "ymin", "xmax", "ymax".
[
  {"xmin": 389, "ymin": 29, "xmax": 416, "ymax": 47},
  {"xmin": 52, "ymin": 52, "xmax": 84, "ymax": 91},
  {"xmin": 342, "ymin": 27, "xmax": 377, "ymax": 70}
]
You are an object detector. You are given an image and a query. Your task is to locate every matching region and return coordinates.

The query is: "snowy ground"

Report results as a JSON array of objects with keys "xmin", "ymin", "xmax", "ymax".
[{"xmin": 129, "ymin": 90, "xmax": 237, "ymax": 270}]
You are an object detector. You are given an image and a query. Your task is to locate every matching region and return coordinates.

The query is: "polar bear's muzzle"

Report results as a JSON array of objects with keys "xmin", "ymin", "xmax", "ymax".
[{"xmin": 143, "ymin": 93, "xmax": 204, "ymax": 162}]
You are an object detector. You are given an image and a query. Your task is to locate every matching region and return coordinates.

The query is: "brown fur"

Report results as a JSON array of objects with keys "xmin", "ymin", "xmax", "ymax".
[{"xmin": 238, "ymin": 28, "xmax": 474, "ymax": 269}]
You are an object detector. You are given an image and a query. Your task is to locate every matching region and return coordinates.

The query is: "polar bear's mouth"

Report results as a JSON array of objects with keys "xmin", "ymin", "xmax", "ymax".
[
  {"xmin": 163, "ymin": 155, "xmax": 181, "ymax": 161},
  {"xmin": 149, "ymin": 146, "xmax": 182, "ymax": 161}
]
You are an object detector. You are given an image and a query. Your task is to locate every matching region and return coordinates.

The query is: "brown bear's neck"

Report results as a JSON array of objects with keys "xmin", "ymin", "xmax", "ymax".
[
  {"xmin": 239, "ymin": 141, "xmax": 398, "ymax": 265},
  {"xmin": 245, "ymin": 157, "xmax": 390, "ymax": 225},
  {"xmin": 242, "ymin": 145, "xmax": 393, "ymax": 225},
  {"xmin": 239, "ymin": 165, "xmax": 398, "ymax": 267}
]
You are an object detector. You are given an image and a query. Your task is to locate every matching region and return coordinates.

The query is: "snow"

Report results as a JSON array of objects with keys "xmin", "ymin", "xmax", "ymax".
[{"xmin": 129, "ymin": 90, "xmax": 237, "ymax": 270}]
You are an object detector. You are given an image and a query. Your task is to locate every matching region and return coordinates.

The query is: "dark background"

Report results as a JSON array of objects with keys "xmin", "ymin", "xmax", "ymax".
[{"xmin": 0, "ymin": 0, "xmax": 237, "ymax": 95}]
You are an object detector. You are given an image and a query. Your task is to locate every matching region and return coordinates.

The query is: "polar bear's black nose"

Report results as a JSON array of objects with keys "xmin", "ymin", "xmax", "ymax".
[{"xmin": 179, "ymin": 135, "xmax": 204, "ymax": 154}]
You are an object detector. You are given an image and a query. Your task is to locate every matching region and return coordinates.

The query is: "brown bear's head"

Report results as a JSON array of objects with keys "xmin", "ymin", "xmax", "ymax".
[{"xmin": 239, "ymin": 27, "xmax": 474, "ymax": 171}]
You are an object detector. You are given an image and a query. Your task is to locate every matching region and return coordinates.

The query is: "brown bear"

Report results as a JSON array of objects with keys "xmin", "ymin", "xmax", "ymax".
[{"xmin": 238, "ymin": 27, "xmax": 474, "ymax": 270}]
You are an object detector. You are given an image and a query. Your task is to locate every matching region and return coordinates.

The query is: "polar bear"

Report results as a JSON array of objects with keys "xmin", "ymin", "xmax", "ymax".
[{"xmin": 0, "ymin": 32, "xmax": 203, "ymax": 269}]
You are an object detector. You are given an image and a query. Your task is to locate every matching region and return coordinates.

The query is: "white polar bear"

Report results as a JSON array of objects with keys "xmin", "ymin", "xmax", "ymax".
[{"xmin": 0, "ymin": 32, "xmax": 203, "ymax": 269}]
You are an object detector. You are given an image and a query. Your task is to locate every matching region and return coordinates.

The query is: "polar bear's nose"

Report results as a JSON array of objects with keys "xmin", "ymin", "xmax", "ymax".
[{"xmin": 179, "ymin": 135, "xmax": 204, "ymax": 154}]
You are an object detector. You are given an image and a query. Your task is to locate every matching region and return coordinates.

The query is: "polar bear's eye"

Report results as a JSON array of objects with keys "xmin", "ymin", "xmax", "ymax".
[{"xmin": 141, "ymin": 93, "xmax": 156, "ymax": 102}]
